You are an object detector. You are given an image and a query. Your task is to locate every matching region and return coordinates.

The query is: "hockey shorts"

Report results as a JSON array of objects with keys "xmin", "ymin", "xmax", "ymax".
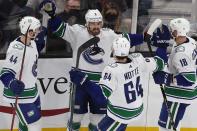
[
  {"xmin": 158, "ymin": 101, "xmax": 189, "ymax": 129},
  {"xmin": 11, "ymin": 96, "xmax": 41, "ymax": 125},
  {"xmin": 74, "ymin": 84, "xmax": 107, "ymax": 114}
]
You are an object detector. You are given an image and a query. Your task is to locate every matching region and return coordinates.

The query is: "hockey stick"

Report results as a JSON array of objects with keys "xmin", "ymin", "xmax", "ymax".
[
  {"xmin": 68, "ymin": 37, "xmax": 100, "ymax": 131},
  {"xmin": 144, "ymin": 19, "xmax": 176, "ymax": 131},
  {"xmin": 10, "ymin": 25, "xmax": 30, "ymax": 131}
]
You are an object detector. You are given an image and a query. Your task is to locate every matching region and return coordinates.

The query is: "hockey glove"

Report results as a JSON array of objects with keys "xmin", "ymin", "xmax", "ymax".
[
  {"xmin": 151, "ymin": 24, "xmax": 171, "ymax": 48},
  {"xmin": 69, "ymin": 69, "xmax": 88, "ymax": 87},
  {"xmin": 39, "ymin": 0, "xmax": 56, "ymax": 18},
  {"xmin": 152, "ymin": 71, "xmax": 173, "ymax": 86},
  {"xmin": 9, "ymin": 79, "xmax": 25, "ymax": 96}
]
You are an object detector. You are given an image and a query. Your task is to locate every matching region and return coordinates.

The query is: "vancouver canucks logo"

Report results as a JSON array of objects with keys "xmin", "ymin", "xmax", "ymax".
[{"xmin": 82, "ymin": 43, "xmax": 105, "ymax": 65}]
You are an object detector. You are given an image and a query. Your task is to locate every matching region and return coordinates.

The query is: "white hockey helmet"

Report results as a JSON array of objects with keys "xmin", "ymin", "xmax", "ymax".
[
  {"xmin": 112, "ymin": 37, "xmax": 130, "ymax": 57},
  {"xmin": 19, "ymin": 16, "xmax": 41, "ymax": 34},
  {"xmin": 169, "ymin": 18, "xmax": 190, "ymax": 37},
  {"xmin": 85, "ymin": 9, "xmax": 103, "ymax": 25}
]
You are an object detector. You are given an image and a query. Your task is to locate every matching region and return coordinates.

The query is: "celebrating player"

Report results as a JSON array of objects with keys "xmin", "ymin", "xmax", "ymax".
[
  {"xmin": 0, "ymin": 16, "xmax": 46, "ymax": 131},
  {"xmin": 40, "ymin": 0, "xmax": 145, "ymax": 130},
  {"xmin": 94, "ymin": 36, "xmax": 169, "ymax": 130},
  {"xmin": 152, "ymin": 18, "xmax": 197, "ymax": 131}
]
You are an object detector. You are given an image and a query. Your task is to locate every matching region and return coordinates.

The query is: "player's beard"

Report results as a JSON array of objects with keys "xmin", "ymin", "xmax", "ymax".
[{"xmin": 88, "ymin": 28, "xmax": 100, "ymax": 36}]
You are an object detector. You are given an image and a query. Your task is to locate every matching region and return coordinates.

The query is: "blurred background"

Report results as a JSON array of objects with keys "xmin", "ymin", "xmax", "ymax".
[{"xmin": 0, "ymin": 0, "xmax": 197, "ymax": 58}]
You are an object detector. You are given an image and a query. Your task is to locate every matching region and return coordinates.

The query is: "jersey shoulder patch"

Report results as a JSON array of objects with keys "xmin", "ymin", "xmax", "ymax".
[
  {"xmin": 12, "ymin": 43, "xmax": 24, "ymax": 50},
  {"xmin": 8, "ymin": 40, "xmax": 24, "ymax": 51},
  {"xmin": 129, "ymin": 53, "xmax": 142, "ymax": 58},
  {"xmin": 101, "ymin": 27, "xmax": 112, "ymax": 32},
  {"xmin": 107, "ymin": 63, "xmax": 118, "ymax": 68},
  {"xmin": 175, "ymin": 46, "xmax": 185, "ymax": 53}
]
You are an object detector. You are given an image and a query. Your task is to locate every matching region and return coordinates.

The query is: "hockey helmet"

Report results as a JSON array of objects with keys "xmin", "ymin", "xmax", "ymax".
[
  {"xmin": 169, "ymin": 18, "xmax": 190, "ymax": 37},
  {"xmin": 85, "ymin": 9, "xmax": 103, "ymax": 25},
  {"xmin": 19, "ymin": 16, "xmax": 41, "ymax": 35},
  {"xmin": 112, "ymin": 37, "xmax": 130, "ymax": 57}
]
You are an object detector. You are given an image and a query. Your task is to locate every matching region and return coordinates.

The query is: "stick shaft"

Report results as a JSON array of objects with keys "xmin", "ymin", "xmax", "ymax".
[{"xmin": 10, "ymin": 25, "xmax": 30, "ymax": 131}]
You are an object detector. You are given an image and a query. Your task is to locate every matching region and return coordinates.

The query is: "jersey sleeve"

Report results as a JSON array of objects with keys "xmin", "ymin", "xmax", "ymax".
[
  {"xmin": 153, "ymin": 47, "xmax": 167, "ymax": 71},
  {"xmin": 145, "ymin": 57, "xmax": 158, "ymax": 72},
  {"xmin": 0, "ymin": 42, "xmax": 24, "ymax": 87},
  {"xmin": 129, "ymin": 53, "xmax": 157, "ymax": 73},
  {"xmin": 99, "ymin": 66, "xmax": 116, "ymax": 98},
  {"xmin": 173, "ymin": 52, "xmax": 195, "ymax": 73},
  {"xmin": 48, "ymin": 17, "xmax": 77, "ymax": 48},
  {"xmin": 35, "ymin": 26, "xmax": 47, "ymax": 53},
  {"xmin": 3, "ymin": 42, "xmax": 24, "ymax": 76},
  {"xmin": 61, "ymin": 24, "xmax": 79, "ymax": 49},
  {"xmin": 122, "ymin": 33, "xmax": 144, "ymax": 46},
  {"xmin": 172, "ymin": 52, "xmax": 196, "ymax": 83}
]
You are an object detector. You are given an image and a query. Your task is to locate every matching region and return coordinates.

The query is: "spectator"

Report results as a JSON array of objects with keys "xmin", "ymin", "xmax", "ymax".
[
  {"xmin": 26, "ymin": 0, "xmax": 43, "ymax": 18},
  {"xmin": 99, "ymin": 0, "xmax": 127, "ymax": 31},
  {"xmin": 0, "ymin": 0, "xmax": 34, "ymax": 54},
  {"xmin": 59, "ymin": 0, "xmax": 83, "ymax": 25},
  {"xmin": 102, "ymin": 1, "xmax": 121, "ymax": 31},
  {"xmin": 99, "ymin": 0, "xmax": 127, "ymax": 12},
  {"xmin": 80, "ymin": 0, "xmax": 100, "ymax": 11}
]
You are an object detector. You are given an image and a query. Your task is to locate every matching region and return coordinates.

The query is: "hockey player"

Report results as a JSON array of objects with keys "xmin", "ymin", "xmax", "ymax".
[
  {"xmin": 0, "ymin": 16, "xmax": 46, "ymax": 131},
  {"xmin": 39, "ymin": 0, "xmax": 145, "ymax": 130},
  {"xmin": 152, "ymin": 18, "xmax": 197, "ymax": 131},
  {"xmin": 96, "ymin": 37, "xmax": 147, "ymax": 130},
  {"xmin": 94, "ymin": 36, "xmax": 169, "ymax": 130}
]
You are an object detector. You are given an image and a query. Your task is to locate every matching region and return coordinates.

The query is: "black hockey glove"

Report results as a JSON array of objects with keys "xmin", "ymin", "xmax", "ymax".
[
  {"xmin": 152, "ymin": 71, "xmax": 173, "ymax": 86},
  {"xmin": 69, "ymin": 69, "xmax": 88, "ymax": 87},
  {"xmin": 151, "ymin": 24, "xmax": 171, "ymax": 48},
  {"xmin": 9, "ymin": 79, "xmax": 25, "ymax": 96}
]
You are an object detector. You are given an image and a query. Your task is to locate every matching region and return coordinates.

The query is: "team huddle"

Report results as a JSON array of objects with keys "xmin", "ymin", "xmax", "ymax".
[{"xmin": 0, "ymin": 0, "xmax": 197, "ymax": 131}]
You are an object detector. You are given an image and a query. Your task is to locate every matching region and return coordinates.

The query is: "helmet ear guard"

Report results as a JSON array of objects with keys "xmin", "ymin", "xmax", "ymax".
[
  {"xmin": 19, "ymin": 16, "xmax": 41, "ymax": 35},
  {"xmin": 169, "ymin": 18, "xmax": 190, "ymax": 37},
  {"xmin": 112, "ymin": 37, "xmax": 130, "ymax": 57},
  {"xmin": 85, "ymin": 9, "xmax": 103, "ymax": 26}
]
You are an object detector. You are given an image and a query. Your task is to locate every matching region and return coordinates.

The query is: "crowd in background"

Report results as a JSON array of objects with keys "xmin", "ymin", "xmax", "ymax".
[{"xmin": 0, "ymin": 0, "xmax": 153, "ymax": 55}]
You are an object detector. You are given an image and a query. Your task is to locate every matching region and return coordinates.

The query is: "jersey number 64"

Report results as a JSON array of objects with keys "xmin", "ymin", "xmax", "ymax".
[{"xmin": 124, "ymin": 76, "xmax": 143, "ymax": 103}]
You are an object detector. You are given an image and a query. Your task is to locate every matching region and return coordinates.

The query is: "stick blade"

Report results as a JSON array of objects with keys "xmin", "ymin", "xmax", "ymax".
[{"xmin": 76, "ymin": 37, "xmax": 100, "ymax": 68}]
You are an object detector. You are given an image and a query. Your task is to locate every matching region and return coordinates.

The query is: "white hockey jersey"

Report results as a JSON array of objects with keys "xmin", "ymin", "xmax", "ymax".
[
  {"xmin": 165, "ymin": 37, "xmax": 197, "ymax": 104},
  {"xmin": 2, "ymin": 37, "xmax": 39, "ymax": 103},
  {"xmin": 58, "ymin": 23, "xmax": 122, "ymax": 82},
  {"xmin": 99, "ymin": 53, "xmax": 157, "ymax": 124}
]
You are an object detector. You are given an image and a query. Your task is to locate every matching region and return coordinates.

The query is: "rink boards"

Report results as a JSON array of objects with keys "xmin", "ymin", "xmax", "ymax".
[{"xmin": 0, "ymin": 58, "xmax": 197, "ymax": 130}]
